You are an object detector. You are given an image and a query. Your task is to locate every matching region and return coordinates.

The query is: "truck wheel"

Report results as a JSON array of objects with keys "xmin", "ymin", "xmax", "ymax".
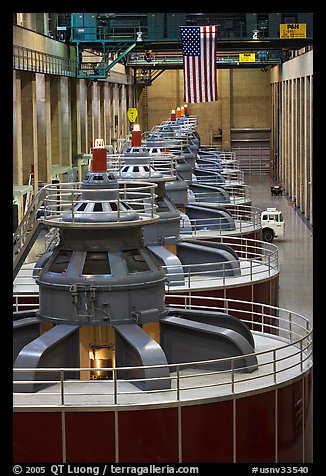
[{"xmin": 262, "ymin": 228, "xmax": 274, "ymax": 242}]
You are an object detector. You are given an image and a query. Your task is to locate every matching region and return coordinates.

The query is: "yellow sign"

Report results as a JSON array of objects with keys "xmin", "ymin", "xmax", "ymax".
[
  {"xmin": 280, "ymin": 24, "xmax": 307, "ymax": 39},
  {"xmin": 127, "ymin": 108, "xmax": 138, "ymax": 123},
  {"xmin": 239, "ymin": 53, "xmax": 256, "ymax": 63}
]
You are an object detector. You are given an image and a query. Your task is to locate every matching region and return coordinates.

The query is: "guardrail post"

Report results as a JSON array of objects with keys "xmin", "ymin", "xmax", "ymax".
[
  {"xmin": 268, "ymin": 254, "xmax": 271, "ymax": 276},
  {"xmin": 273, "ymin": 350, "xmax": 277, "ymax": 384},
  {"xmin": 176, "ymin": 366, "xmax": 180, "ymax": 401},
  {"xmin": 71, "ymin": 189, "xmax": 74, "ymax": 223},
  {"xmin": 113, "ymin": 368, "xmax": 118, "ymax": 405},
  {"xmin": 60, "ymin": 370, "xmax": 65, "ymax": 405},
  {"xmin": 151, "ymin": 187, "xmax": 154, "ymax": 219},
  {"xmin": 300, "ymin": 340, "xmax": 303, "ymax": 373}
]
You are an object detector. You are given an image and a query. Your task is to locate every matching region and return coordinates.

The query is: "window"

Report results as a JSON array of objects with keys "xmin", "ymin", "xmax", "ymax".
[
  {"xmin": 93, "ymin": 203, "xmax": 103, "ymax": 212},
  {"xmin": 77, "ymin": 202, "xmax": 88, "ymax": 211},
  {"xmin": 123, "ymin": 249, "xmax": 150, "ymax": 273},
  {"xmin": 82, "ymin": 252, "xmax": 111, "ymax": 275},
  {"xmin": 49, "ymin": 250, "xmax": 72, "ymax": 273}
]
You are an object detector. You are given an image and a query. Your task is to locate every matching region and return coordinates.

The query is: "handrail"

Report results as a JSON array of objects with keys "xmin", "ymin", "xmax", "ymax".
[
  {"xmin": 13, "ymin": 295, "xmax": 313, "ymax": 407},
  {"xmin": 180, "ymin": 204, "xmax": 261, "ymax": 236},
  {"xmin": 193, "ymin": 171, "xmax": 245, "ymax": 185},
  {"xmin": 106, "ymin": 154, "xmax": 177, "ymax": 179},
  {"xmin": 164, "ymin": 236, "xmax": 278, "ymax": 290},
  {"xmin": 13, "ymin": 44, "xmax": 77, "ymax": 77},
  {"xmin": 190, "ymin": 184, "xmax": 251, "ymax": 204},
  {"xmin": 13, "ymin": 187, "xmax": 48, "ymax": 279},
  {"xmin": 38, "ymin": 181, "xmax": 159, "ymax": 227}
]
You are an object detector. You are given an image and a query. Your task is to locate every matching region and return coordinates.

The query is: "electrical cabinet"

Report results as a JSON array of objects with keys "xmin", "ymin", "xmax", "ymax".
[{"xmin": 71, "ymin": 13, "xmax": 97, "ymax": 41}]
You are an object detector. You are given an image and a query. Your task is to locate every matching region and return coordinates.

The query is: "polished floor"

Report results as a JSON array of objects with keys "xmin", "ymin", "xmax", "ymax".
[{"xmin": 246, "ymin": 174, "xmax": 313, "ymax": 323}]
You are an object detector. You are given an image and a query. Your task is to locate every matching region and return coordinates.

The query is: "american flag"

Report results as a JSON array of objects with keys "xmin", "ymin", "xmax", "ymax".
[{"xmin": 180, "ymin": 25, "xmax": 218, "ymax": 103}]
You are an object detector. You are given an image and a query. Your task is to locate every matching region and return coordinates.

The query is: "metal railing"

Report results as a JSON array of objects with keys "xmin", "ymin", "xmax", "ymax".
[
  {"xmin": 164, "ymin": 235, "xmax": 278, "ymax": 289},
  {"xmin": 159, "ymin": 117, "xmax": 198, "ymax": 130},
  {"xmin": 13, "ymin": 188, "xmax": 45, "ymax": 254},
  {"xmin": 13, "ymin": 293, "xmax": 39, "ymax": 313},
  {"xmin": 13, "ymin": 234, "xmax": 275, "ymax": 293},
  {"xmin": 38, "ymin": 181, "xmax": 159, "ymax": 227},
  {"xmin": 13, "ymin": 45, "xmax": 77, "ymax": 77},
  {"xmin": 13, "ymin": 295, "xmax": 312, "ymax": 407},
  {"xmin": 180, "ymin": 204, "xmax": 261, "ymax": 236},
  {"xmin": 106, "ymin": 154, "xmax": 177, "ymax": 180},
  {"xmin": 190, "ymin": 184, "xmax": 251, "ymax": 205},
  {"xmin": 193, "ymin": 170, "xmax": 245, "ymax": 184}
]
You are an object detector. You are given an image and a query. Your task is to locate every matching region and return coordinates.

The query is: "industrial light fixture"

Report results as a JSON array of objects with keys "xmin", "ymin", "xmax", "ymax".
[
  {"xmin": 89, "ymin": 344, "xmax": 114, "ymax": 380},
  {"xmin": 136, "ymin": 31, "xmax": 143, "ymax": 42}
]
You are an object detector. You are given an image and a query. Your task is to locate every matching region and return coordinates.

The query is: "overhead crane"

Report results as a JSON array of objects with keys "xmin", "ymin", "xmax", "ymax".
[{"xmin": 54, "ymin": 13, "xmax": 313, "ymax": 80}]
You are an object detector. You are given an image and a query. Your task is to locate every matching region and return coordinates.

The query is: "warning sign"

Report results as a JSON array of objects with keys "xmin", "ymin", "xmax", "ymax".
[
  {"xmin": 239, "ymin": 53, "xmax": 256, "ymax": 63},
  {"xmin": 127, "ymin": 108, "xmax": 138, "ymax": 123},
  {"xmin": 280, "ymin": 24, "xmax": 307, "ymax": 39}
]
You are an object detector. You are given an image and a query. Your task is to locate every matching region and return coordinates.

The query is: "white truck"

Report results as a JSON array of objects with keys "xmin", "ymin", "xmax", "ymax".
[{"xmin": 261, "ymin": 208, "xmax": 285, "ymax": 242}]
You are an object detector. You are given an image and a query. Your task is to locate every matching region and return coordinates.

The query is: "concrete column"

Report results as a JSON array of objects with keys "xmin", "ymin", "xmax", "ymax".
[
  {"xmin": 86, "ymin": 81, "xmax": 93, "ymax": 149},
  {"xmin": 290, "ymin": 79, "xmax": 295, "ymax": 200},
  {"xmin": 294, "ymin": 79, "xmax": 299, "ymax": 204},
  {"xmin": 21, "ymin": 72, "xmax": 38, "ymax": 193},
  {"xmin": 221, "ymin": 69, "xmax": 231, "ymax": 151},
  {"xmin": 45, "ymin": 77, "xmax": 52, "ymax": 181},
  {"xmin": 92, "ymin": 81, "xmax": 99, "ymax": 141},
  {"xmin": 35, "ymin": 13, "xmax": 48, "ymax": 35},
  {"xmin": 113, "ymin": 83, "xmax": 119, "ymax": 140},
  {"xmin": 97, "ymin": 82, "xmax": 103, "ymax": 140},
  {"xmin": 35, "ymin": 74, "xmax": 51, "ymax": 183},
  {"xmin": 13, "ymin": 70, "xmax": 23, "ymax": 187},
  {"xmin": 79, "ymin": 80, "xmax": 87, "ymax": 153},
  {"xmin": 128, "ymin": 84, "xmax": 134, "ymax": 108},
  {"xmin": 108, "ymin": 83, "xmax": 113, "ymax": 144},
  {"xmin": 127, "ymin": 84, "xmax": 135, "ymax": 137},
  {"xmin": 13, "ymin": 70, "xmax": 24, "ymax": 222},
  {"xmin": 121, "ymin": 84, "xmax": 127, "ymax": 138},
  {"xmin": 70, "ymin": 78, "xmax": 80, "ymax": 158},
  {"xmin": 308, "ymin": 76, "xmax": 313, "ymax": 224},
  {"xmin": 61, "ymin": 77, "xmax": 72, "ymax": 166},
  {"xmin": 302, "ymin": 77, "xmax": 307, "ymax": 216},
  {"xmin": 296, "ymin": 77, "xmax": 306, "ymax": 212},
  {"xmin": 285, "ymin": 81, "xmax": 290, "ymax": 193},
  {"xmin": 280, "ymin": 82, "xmax": 285, "ymax": 188},
  {"xmin": 107, "ymin": 84, "xmax": 114, "ymax": 145},
  {"xmin": 100, "ymin": 83, "xmax": 106, "ymax": 144},
  {"xmin": 102, "ymin": 82, "xmax": 109, "ymax": 145},
  {"xmin": 20, "ymin": 13, "xmax": 34, "ymax": 30},
  {"xmin": 50, "ymin": 77, "xmax": 62, "ymax": 169}
]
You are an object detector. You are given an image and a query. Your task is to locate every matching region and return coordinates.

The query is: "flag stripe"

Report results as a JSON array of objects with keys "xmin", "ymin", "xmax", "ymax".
[{"xmin": 181, "ymin": 24, "xmax": 218, "ymax": 103}]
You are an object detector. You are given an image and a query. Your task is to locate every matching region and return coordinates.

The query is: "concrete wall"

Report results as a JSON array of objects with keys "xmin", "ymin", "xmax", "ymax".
[
  {"xmin": 232, "ymin": 69, "xmax": 271, "ymax": 128},
  {"xmin": 14, "ymin": 24, "xmax": 71, "ymax": 59},
  {"xmin": 270, "ymin": 50, "xmax": 313, "ymax": 223},
  {"xmin": 142, "ymin": 68, "xmax": 272, "ymax": 146}
]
